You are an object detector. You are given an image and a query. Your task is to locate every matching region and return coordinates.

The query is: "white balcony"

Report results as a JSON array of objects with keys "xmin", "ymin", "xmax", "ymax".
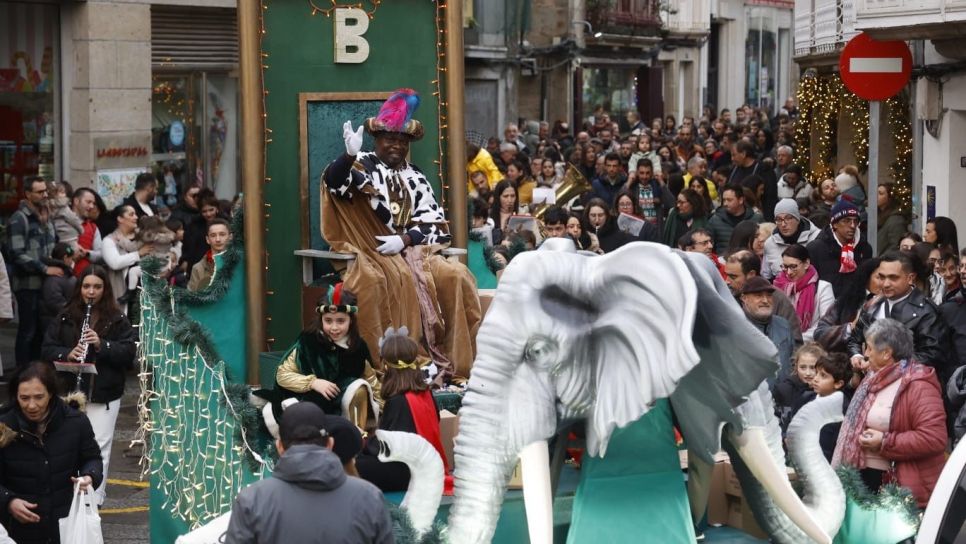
[
  {"xmin": 855, "ymin": 0, "xmax": 966, "ymax": 39},
  {"xmin": 794, "ymin": 0, "xmax": 859, "ymax": 58},
  {"xmin": 663, "ymin": 0, "xmax": 711, "ymax": 37}
]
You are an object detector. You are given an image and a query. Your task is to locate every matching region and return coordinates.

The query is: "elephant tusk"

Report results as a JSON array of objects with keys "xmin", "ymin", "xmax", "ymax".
[
  {"xmin": 520, "ymin": 440, "xmax": 553, "ymax": 544},
  {"xmin": 731, "ymin": 427, "xmax": 831, "ymax": 544}
]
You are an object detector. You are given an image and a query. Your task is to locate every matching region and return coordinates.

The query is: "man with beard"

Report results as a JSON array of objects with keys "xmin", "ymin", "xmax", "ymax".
[
  {"xmin": 707, "ymin": 184, "xmax": 762, "ymax": 255},
  {"xmin": 847, "ymin": 251, "xmax": 949, "ymax": 378},
  {"xmin": 762, "ymin": 198, "xmax": 822, "ymax": 279},
  {"xmin": 806, "ymin": 200, "xmax": 873, "ymax": 297},
  {"xmin": 321, "ymin": 89, "xmax": 481, "ymax": 382},
  {"xmin": 727, "ymin": 139, "xmax": 778, "ymax": 220},
  {"xmin": 590, "ymin": 153, "xmax": 627, "ymax": 206},
  {"xmin": 70, "ymin": 187, "xmax": 103, "ymax": 275},
  {"xmin": 121, "ymin": 172, "xmax": 159, "ymax": 218},
  {"xmin": 725, "ymin": 250, "xmax": 803, "ymax": 345},
  {"xmin": 741, "ymin": 276, "xmax": 795, "ymax": 382}
]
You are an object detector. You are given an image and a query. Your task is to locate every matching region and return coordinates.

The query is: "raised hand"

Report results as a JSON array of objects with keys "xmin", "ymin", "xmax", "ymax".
[{"xmin": 343, "ymin": 121, "xmax": 364, "ymax": 156}]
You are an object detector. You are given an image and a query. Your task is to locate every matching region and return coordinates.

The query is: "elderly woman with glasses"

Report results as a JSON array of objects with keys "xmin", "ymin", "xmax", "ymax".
[
  {"xmin": 832, "ymin": 318, "xmax": 947, "ymax": 508},
  {"xmin": 773, "ymin": 244, "xmax": 834, "ymax": 342}
]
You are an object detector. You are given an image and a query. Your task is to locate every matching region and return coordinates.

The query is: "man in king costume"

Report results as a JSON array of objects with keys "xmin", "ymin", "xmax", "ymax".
[{"xmin": 321, "ymin": 89, "xmax": 481, "ymax": 382}]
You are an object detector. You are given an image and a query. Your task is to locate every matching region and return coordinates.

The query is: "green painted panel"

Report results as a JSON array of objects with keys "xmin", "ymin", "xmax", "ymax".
[
  {"xmin": 306, "ymin": 99, "xmax": 382, "ymax": 252},
  {"xmin": 261, "ymin": 0, "xmax": 444, "ymax": 346}
]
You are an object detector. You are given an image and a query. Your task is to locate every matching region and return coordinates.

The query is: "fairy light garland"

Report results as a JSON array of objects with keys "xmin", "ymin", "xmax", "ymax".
[
  {"xmin": 135, "ymin": 292, "xmax": 270, "ymax": 529},
  {"xmin": 434, "ymin": 0, "xmax": 448, "ymax": 206},
  {"xmin": 795, "ymin": 72, "xmax": 914, "ymax": 214},
  {"xmin": 308, "ymin": 0, "xmax": 383, "ymax": 18},
  {"xmin": 887, "ymin": 93, "xmax": 913, "ymax": 214}
]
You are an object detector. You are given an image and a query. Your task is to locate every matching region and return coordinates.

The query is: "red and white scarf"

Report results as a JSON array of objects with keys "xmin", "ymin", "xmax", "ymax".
[{"xmin": 836, "ymin": 231, "xmax": 859, "ymax": 274}]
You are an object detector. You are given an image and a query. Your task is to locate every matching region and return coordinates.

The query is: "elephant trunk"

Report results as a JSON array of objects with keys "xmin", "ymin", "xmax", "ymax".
[
  {"xmin": 445, "ymin": 354, "xmax": 521, "ymax": 544},
  {"xmin": 785, "ymin": 392, "xmax": 846, "ymax": 537},
  {"xmin": 726, "ymin": 391, "xmax": 846, "ymax": 544},
  {"xmin": 375, "ymin": 430, "xmax": 444, "ymax": 538}
]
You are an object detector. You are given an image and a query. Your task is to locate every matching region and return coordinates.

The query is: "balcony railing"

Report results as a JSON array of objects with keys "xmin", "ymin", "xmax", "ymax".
[
  {"xmin": 586, "ymin": 0, "xmax": 662, "ymax": 37},
  {"xmin": 663, "ymin": 0, "xmax": 711, "ymax": 35},
  {"xmin": 855, "ymin": 0, "xmax": 966, "ymax": 33},
  {"xmin": 794, "ymin": 0, "xmax": 859, "ymax": 57}
]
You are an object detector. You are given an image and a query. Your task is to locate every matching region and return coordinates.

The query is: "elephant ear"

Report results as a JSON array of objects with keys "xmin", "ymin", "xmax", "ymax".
[
  {"xmin": 669, "ymin": 251, "xmax": 780, "ymax": 464},
  {"xmin": 559, "ymin": 243, "xmax": 702, "ymax": 457}
]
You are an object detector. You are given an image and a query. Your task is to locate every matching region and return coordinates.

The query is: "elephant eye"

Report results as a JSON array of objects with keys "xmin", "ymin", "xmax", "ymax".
[{"xmin": 524, "ymin": 337, "xmax": 558, "ymax": 369}]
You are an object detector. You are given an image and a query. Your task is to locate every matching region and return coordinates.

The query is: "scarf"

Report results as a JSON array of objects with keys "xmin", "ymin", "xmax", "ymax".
[
  {"xmin": 832, "ymin": 360, "xmax": 906, "ymax": 470},
  {"xmin": 778, "ymin": 220, "xmax": 806, "ymax": 245},
  {"xmin": 110, "ymin": 230, "xmax": 140, "ymax": 254},
  {"xmin": 834, "ymin": 229, "xmax": 859, "ymax": 274},
  {"xmin": 773, "ymin": 265, "xmax": 820, "ymax": 331},
  {"xmin": 205, "ymin": 249, "xmax": 214, "ymax": 265}
]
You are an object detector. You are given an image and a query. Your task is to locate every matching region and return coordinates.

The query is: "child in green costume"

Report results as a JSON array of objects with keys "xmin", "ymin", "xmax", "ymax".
[{"xmin": 275, "ymin": 283, "xmax": 381, "ymax": 429}]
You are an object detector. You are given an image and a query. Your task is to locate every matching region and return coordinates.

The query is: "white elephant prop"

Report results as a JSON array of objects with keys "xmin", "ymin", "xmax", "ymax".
[{"xmin": 381, "ymin": 239, "xmax": 848, "ymax": 543}]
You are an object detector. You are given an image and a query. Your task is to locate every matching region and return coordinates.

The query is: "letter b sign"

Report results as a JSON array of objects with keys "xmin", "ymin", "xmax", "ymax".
[{"xmin": 334, "ymin": 8, "xmax": 370, "ymax": 64}]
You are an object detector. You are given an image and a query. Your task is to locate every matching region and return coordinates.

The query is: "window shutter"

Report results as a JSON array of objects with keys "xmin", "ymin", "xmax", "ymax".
[{"xmin": 151, "ymin": 6, "xmax": 238, "ymax": 70}]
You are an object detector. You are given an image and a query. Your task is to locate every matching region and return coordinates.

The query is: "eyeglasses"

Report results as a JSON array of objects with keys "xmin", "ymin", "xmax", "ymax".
[
  {"xmin": 780, "ymin": 262, "xmax": 801, "ymax": 271},
  {"xmin": 775, "ymin": 215, "xmax": 798, "ymax": 225}
]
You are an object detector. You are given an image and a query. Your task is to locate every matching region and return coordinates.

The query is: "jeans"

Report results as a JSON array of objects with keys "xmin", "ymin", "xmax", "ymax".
[{"xmin": 14, "ymin": 289, "xmax": 42, "ymax": 366}]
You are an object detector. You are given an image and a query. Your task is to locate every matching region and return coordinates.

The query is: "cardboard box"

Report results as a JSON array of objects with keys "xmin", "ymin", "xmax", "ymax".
[
  {"xmin": 507, "ymin": 460, "xmax": 523, "ymax": 489},
  {"xmin": 705, "ymin": 459, "xmax": 768, "ymax": 540},
  {"xmin": 706, "ymin": 461, "xmax": 729, "ymax": 526},
  {"xmin": 439, "ymin": 409, "xmax": 459, "ymax": 469},
  {"xmin": 725, "ymin": 495, "xmax": 768, "ymax": 540}
]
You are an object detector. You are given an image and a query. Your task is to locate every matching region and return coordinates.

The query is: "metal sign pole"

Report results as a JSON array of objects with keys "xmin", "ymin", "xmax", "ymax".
[{"xmin": 867, "ymin": 100, "xmax": 880, "ymax": 255}]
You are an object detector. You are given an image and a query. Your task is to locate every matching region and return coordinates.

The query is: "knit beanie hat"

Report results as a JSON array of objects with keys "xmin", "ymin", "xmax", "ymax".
[
  {"xmin": 830, "ymin": 200, "xmax": 860, "ymax": 224},
  {"xmin": 834, "ymin": 172, "xmax": 857, "ymax": 192},
  {"xmin": 773, "ymin": 198, "xmax": 801, "ymax": 221}
]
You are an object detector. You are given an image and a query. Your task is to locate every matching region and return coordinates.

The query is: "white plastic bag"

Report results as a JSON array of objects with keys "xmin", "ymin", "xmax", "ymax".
[
  {"xmin": 174, "ymin": 511, "xmax": 232, "ymax": 544},
  {"xmin": 59, "ymin": 482, "xmax": 103, "ymax": 544}
]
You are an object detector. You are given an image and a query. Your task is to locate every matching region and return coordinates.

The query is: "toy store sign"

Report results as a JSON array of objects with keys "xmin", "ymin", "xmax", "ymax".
[{"xmin": 94, "ymin": 135, "xmax": 152, "ymax": 169}]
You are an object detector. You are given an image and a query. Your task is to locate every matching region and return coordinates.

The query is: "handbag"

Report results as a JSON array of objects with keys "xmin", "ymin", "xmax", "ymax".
[{"xmin": 58, "ymin": 482, "xmax": 103, "ymax": 544}]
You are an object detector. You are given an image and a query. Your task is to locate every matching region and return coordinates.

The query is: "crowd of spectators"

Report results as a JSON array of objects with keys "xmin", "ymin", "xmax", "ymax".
[{"xmin": 467, "ymin": 103, "xmax": 966, "ymax": 509}]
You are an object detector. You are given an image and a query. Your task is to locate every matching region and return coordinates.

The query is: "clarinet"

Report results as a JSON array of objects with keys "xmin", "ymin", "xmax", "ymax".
[{"xmin": 78, "ymin": 299, "xmax": 93, "ymax": 363}]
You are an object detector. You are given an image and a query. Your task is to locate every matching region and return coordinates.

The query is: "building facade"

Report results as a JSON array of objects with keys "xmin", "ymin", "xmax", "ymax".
[
  {"xmin": 0, "ymin": 0, "xmax": 239, "ymax": 215},
  {"xmin": 794, "ymin": 0, "xmax": 966, "ymax": 234}
]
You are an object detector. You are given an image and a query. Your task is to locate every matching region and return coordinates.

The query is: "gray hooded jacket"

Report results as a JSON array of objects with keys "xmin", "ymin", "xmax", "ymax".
[{"xmin": 226, "ymin": 444, "xmax": 393, "ymax": 543}]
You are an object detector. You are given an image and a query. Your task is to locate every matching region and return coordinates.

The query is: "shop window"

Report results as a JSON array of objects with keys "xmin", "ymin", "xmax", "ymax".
[
  {"xmin": 152, "ymin": 72, "xmax": 238, "ymax": 205},
  {"xmin": 745, "ymin": 6, "xmax": 779, "ymax": 113},
  {"xmin": 582, "ymin": 67, "xmax": 638, "ymax": 133},
  {"xmin": 0, "ymin": 2, "xmax": 59, "ymax": 213}
]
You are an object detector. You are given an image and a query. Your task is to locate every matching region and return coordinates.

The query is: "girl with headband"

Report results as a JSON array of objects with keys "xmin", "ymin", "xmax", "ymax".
[
  {"xmin": 273, "ymin": 282, "xmax": 381, "ymax": 430},
  {"xmin": 356, "ymin": 327, "xmax": 452, "ymax": 493}
]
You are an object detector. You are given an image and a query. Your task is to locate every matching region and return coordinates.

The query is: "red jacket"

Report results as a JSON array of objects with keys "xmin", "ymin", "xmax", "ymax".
[{"xmin": 879, "ymin": 364, "xmax": 947, "ymax": 508}]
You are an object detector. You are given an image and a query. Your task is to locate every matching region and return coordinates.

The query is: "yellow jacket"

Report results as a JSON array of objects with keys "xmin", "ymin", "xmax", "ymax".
[{"xmin": 467, "ymin": 148, "xmax": 503, "ymax": 194}]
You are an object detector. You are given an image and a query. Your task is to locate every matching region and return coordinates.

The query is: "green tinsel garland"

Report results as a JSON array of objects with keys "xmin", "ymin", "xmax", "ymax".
[
  {"xmin": 221, "ymin": 382, "xmax": 277, "ymax": 472},
  {"xmin": 835, "ymin": 465, "xmax": 921, "ymax": 530},
  {"xmin": 506, "ymin": 235, "xmax": 530, "ymax": 262},
  {"xmin": 388, "ymin": 503, "xmax": 447, "ymax": 544},
  {"xmin": 141, "ymin": 209, "xmax": 268, "ymax": 470},
  {"xmin": 468, "ymin": 230, "xmax": 504, "ymax": 274}
]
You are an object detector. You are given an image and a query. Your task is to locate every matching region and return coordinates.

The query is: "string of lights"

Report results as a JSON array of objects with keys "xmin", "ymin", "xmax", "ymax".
[
  {"xmin": 135, "ymin": 293, "xmax": 269, "ymax": 529},
  {"xmin": 794, "ymin": 72, "xmax": 912, "ymax": 214},
  {"xmin": 308, "ymin": 0, "xmax": 383, "ymax": 18}
]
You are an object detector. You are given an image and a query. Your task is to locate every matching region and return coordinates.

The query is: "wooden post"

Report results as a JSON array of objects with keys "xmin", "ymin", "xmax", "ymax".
[
  {"xmin": 238, "ymin": 0, "xmax": 266, "ymax": 384},
  {"xmin": 444, "ymin": 0, "xmax": 467, "ymax": 254}
]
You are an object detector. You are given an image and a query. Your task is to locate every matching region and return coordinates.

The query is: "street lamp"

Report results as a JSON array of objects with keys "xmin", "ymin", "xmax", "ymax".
[{"xmin": 573, "ymin": 20, "xmax": 603, "ymax": 38}]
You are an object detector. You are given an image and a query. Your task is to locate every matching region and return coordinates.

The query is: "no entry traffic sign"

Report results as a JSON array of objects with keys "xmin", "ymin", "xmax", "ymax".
[{"xmin": 839, "ymin": 32, "xmax": 912, "ymax": 101}]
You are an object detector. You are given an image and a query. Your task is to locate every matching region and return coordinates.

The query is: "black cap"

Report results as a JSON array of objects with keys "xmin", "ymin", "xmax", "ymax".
[
  {"xmin": 278, "ymin": 403, "xmax": 363, "ymax": 464},
  {"xmin": 278, "ymin": 402, "xmax": 329, "ymax": 445}
]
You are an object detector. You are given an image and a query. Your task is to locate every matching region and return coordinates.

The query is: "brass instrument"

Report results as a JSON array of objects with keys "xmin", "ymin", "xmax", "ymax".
[{"xmin": 532, "ymin": 164, "xmax": 592, "ymax": 221}]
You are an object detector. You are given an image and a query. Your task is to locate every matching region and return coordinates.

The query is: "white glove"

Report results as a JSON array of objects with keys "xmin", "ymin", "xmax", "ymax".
[
  {"xmin": 375, "ymin": 235, "xmax": 406, "ymax": 255},
  {"xmin": 343, "ymin": 121, "xmax": 364, "ymax": 156}
]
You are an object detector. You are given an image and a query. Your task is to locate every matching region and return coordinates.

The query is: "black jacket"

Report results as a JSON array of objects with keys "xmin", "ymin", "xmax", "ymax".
[
  {"xmin": 181, "ymin": 214, "xmax": 210, "ymax": 269},
  {"xmin": 121, "ymin": 193, "xmax": 157, "ymax": 219},
  {"xmin": 847, "ymin": 289, "xmax": 952, "ymax": 381},
  {"xmin": 593, "ymin": 217, "xmax": 636, "ymax": 254},
  {"xmin": 806, "ymin": 227, "xmax": 874, "ymax": 298},
  {"xmin": 0, "ymin": 398, "xmax": 102, "ymax": 544},
  {"xmin": 41, "ymin": 310, "xmax": 136, "ymax": 404},
  {"xmin": 941, "ymin": 288, "xmax": 966, "ymax": 369},
  {"xmin": 39, "ymin": 260, "xmax": 75, "ymax": 325}
]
